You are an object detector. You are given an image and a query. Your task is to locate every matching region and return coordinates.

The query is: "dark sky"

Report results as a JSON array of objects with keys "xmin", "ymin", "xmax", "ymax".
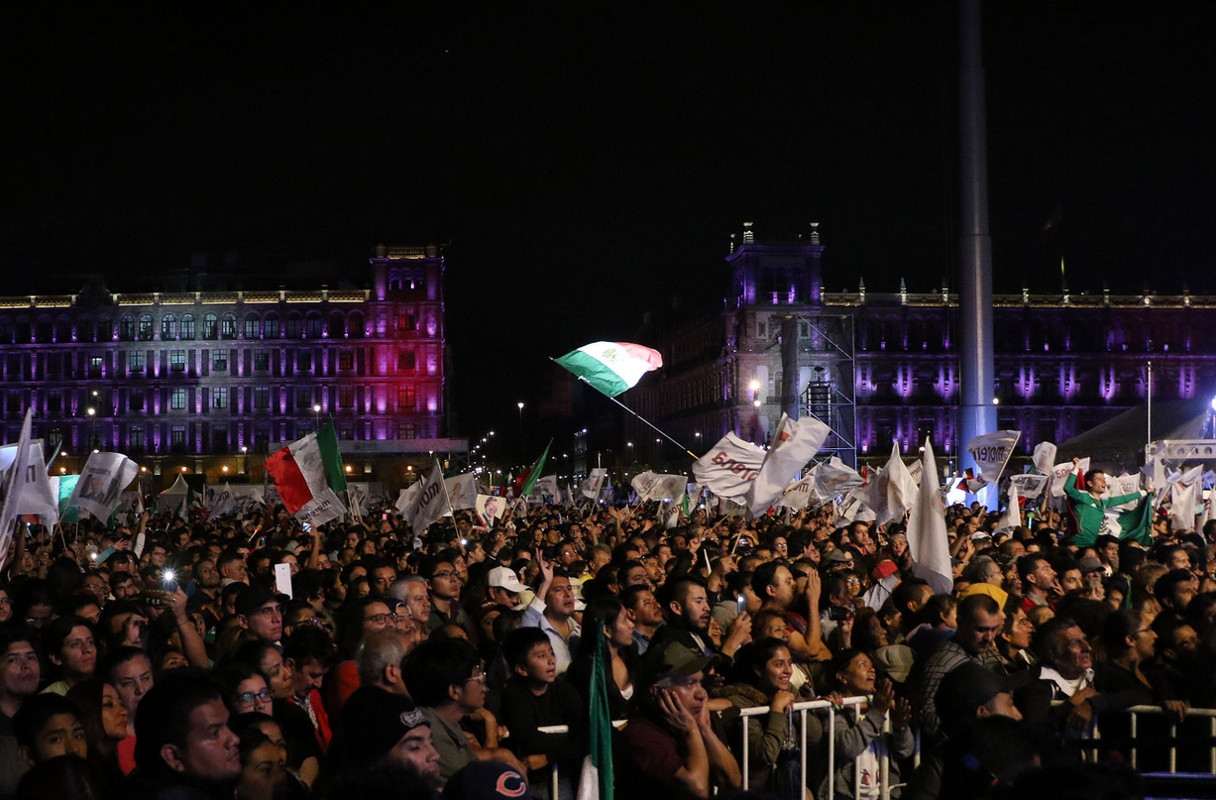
[{"xmin": 4, "ymin": 4, "xmax": 1215, "ymax": 438}]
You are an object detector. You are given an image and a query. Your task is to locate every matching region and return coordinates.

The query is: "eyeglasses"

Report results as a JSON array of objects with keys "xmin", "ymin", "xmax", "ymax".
[
  {"xmin": 250, "ymin": 605, "xmax": 281, "ymax": 617},
  {"xmin": 466, "ymin": 667, "xmax": 488, "ymax": 685},
  {"xmin": 237, "ymin": 689, "xmax": 272, "ymax": 705},
  {"xmin": 364, "ymin": 612, "xmax": 399, "ymax": 625},
  {"xmin": 432, "ymin": 571, "xmax": 459, "ymax": 580}
]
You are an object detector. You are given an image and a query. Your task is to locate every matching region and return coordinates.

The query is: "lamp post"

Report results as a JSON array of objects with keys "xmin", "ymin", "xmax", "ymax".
[
  {"xmin": 313, "ymin": 404, "xmax": 321, "ymax": 431},
  {"xmin": 86, "ymin": 406, "xmax": 97, "ymax": 452},
  {"xmin": 517, "ymin": 402, "xmax": 525, "ymax": 462}
]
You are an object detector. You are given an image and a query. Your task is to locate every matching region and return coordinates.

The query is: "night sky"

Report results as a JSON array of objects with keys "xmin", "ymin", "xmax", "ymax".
[{"xmin": 4, "ymin": 4, "xmax": 1215, "ymax": 439}]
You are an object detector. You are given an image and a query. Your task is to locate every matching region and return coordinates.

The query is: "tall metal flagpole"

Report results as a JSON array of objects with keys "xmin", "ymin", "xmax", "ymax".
[
  {"xmin": 958, "ymin": 0, "xmax": 997, "ymax": 508},
  {"xmin": 578, "ymin": 377, "xmax": 699, "ymax": 459}
]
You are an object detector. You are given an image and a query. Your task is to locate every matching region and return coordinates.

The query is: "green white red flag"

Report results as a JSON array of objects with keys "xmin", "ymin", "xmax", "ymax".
[
  {"xmin": 555, "ymin": 341, "xmax": 662, "ymax": 397},
  {"xmin": 264, "ymin": 424, "xmax": 347, "ymax": 526}
]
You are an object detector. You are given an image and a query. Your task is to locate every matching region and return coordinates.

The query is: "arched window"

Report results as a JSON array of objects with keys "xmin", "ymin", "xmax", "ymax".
[
  {"xmin": 221, "ymin": 313, "xmax": 237, "ymax": 339},
  {"xmin": 327, "ymin": 312, "xmax": 345, "ymax": 339},
  {"xmin": 181, "ymin": 314, "xmax": 195, "ymax": 340},
  {"xmin": 138, "ymin": 314, "xmax": 154, "ymax": 341},
  {"xmin": 243, "ymin": 313, "xmax": 260, "ymax": 339},
  {"xmin": 285, "ymin": 314, "xmax": 303, "ymax": 339},
  {"xmin": 203, "ymin": 313, "xmax": 218, "ymax": 340},
  {"xmin": 97, "ymin": 316, "xmax": 113, "ymax": 342},
  {"xmin": 264, "ymin": 313, "xmax": 280, "ymax": 339},
  {"xmin": 348, "ymin": 312, "xmax": 365, "ymax": 339},
  {"xmin": 118, "ymin": 315, "xmax": 136, "ymax": 341},
  {"xmin": 161, "ymin": 314, "xmax": 176, "ymax": 340},
  {"xmin": 304, "ymin": 313, "xmax": 323, "ymax": 339}
]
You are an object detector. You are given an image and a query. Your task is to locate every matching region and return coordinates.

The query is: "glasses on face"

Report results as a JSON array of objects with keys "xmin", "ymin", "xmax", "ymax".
[
  {"xmin": 250, "ymin": 605, "xmax": 281, "ymax": 618},
  {"xmin": 237, "ymin": 689, "xmax": 272, "ymax": 706},
  {"xmin": 432, "ymin": 571, "xmax": 458, "ymax": 580},
  {"xmin": 466, "ymin": 667, "xmax": 488, "ymax": 685},
  {"xmin": 364, "ymin": 612, "xmax": 399, "ymax": 625}
]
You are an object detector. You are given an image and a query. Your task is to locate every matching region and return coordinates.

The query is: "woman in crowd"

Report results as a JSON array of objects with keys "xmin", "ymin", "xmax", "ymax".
[{"xmin": 567, "ymin": 596, "xmax": 638, "ymax": 720}]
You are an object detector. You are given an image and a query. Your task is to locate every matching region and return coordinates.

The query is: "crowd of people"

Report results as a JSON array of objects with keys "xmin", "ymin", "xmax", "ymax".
[{"xmin": 0, "ymin": 459, "xmax": 1211, "ymax": 800}]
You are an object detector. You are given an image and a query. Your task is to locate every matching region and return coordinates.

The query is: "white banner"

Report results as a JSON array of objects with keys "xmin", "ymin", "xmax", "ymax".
[
  {"xmin": 531, "ymin": 475, "xmax": 559, "ymax": 500},
  {"xmin": 206, "ymin": 484, "xmax": 236, "ymax": 520},
  {"xmin": 1009, "ymin": 473, "xmax": 1049, "ymax": 502},
  {"xmin": 630, "ymin": 471, "xmax": 688, "ymax": 502},
  {"xmin": 67, "ymin": 451, "xmax": 140, "ymax": 522},
  {"xmin": 776, "ymin": 476, "xmax": 815, "ymax": 510},
  {"xmin": 747, "ymin": 414, "xmax": 829, "ymax": 517},
  {"xmin": 444, "ymin": 473, "xmax": 479, "ymax": 510},
  {"xmin": 296, "ymin": 486, "xmax": 346, "ymax": 527},
  {"xmin": 404, "ymin": 460, "xmax": 452, "ymax": 533},
  {"xmin": 966, "ymin": 430, "xmax": 1021, "ymax": 484},
  {"xmin": 1032, "ymin": 441, "xmax": 1057, "ymax": 475},
  {"xmin": 1050, "ymin": 458, "xmax": 1088, "ymax": 497},
  {"xmin": 692, "ymin": 433, "xmax": 766, "ymax": 500},
  {"xmin": 878, "ymin": 444, "xmax": 918, "ymax": 526},
  {"xmin": 580, "ymin": 468, "xmax": 608, "ymax": 500},
  {"xmin": 812, "ymin": 456, "xmax": 863, "ymax": 502},
  {"xmin": 907, "ymin": 439, "xmax": 952, "ymax": 595}
]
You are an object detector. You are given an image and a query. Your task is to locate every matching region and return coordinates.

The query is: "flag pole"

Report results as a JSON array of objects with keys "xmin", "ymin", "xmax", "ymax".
[{"xmin": 577, "ymin": 377, "xmax": 698, "ymax": 459}]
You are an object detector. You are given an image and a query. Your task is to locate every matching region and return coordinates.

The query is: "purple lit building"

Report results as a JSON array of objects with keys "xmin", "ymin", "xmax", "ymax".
[
  {"xmin": 0, "ymin": 245, "xmax": 463, "ymax": 490},
  {"xmin": 626, "ymin": 224, "xmax": 1216, "ymax": 471}
]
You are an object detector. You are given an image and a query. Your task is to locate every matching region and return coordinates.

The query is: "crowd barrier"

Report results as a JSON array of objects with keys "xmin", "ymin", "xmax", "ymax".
[
  {"xmin": 736, "ymin": 695, "xmax": 884, "ymax": 798},
  {"xmin": 1082, "ymin": 705, "xmax": 1216, "ymax": 773}
]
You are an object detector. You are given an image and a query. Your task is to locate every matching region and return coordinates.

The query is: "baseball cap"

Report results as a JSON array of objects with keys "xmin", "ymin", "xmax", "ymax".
[
  {"xmin": 872, "ymin": 644, "xmax": 915, "ymax": 683},
  {"xmin": 442, "ymin": 761, "xmax": 534, "ymax": 800},
  {"xmin": 1077, "ymin": 556, "xmax": 1104, "ymax": 575},
  {"xmin": 824, "ymin": 549, "xmax": 853, "ymax": 564},
  {"xmin": 234, "ymin": 584, "xmax": 279, "ymax": 617},
  {"xmin": 641, "ymin": 642, "xmax": 713, "ymax": 687},
  {"xmin": 487, "ymin": 566, "xmax": 526, "ymax": 594},
  {"xmin": 342, "ymin": 691, "xmax": 430, "ymax": 769},
  {"xmin": 936, "ymin": 662, "xmax": 1012, "ymax": 723}
]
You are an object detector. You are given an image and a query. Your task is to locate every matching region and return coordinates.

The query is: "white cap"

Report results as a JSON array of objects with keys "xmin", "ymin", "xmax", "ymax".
[{"xmin": 487, "ymin": 566, "xmax": 526, "ymax": 594}]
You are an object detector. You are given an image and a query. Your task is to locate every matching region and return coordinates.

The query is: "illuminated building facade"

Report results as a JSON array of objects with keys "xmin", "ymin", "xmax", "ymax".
[
  {"xmin": 0, "ymin": 245, "xmax": 462, "ymax": 488},
  {"xmin": 628, "ymin": 225, "xmax": 1216, "ymax": 471}
]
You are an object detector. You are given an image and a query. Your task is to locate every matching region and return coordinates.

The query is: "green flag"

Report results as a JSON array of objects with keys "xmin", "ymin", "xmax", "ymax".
[
  {"xmin": 1113, "ymin": 495, "xmax": 1153, "ymax": 545},
  {"xmin": 580, "ymin": 622, "xmax": 614, "ymax": 799},
  {"xmin": 515, "ymin": 440, "xmax": 551, "ymax": 497},
  {"xmin": 317, "ymin": 423, "xmax": 348, "ymax": 494}
]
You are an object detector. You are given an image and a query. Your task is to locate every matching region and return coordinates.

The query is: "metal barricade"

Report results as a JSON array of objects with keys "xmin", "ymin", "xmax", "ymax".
[
  {"xmin": 735, "ymin": 695, "xmax": 888, "ymax": 799},
  {"xmin": 1048, "ymin": 702, "xmax": 1216, "ymax": 774}
]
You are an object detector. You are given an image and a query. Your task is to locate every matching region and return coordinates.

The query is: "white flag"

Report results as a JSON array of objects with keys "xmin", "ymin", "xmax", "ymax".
[
  {"xmin": 776, "ymin": 476, "xmax": 815, "ymax": 510},
  {"xmin": 0, "ymin": 441, "xmax": 59, "ymax": 525},
  {"xmin": 746, "ymin": 414, "xmax": 830, "ymax": 517},
  {"xmin": 692, "ymin": 433, "xmax": 766, "ymax": 500},
  {"xmin": 444, "ymin": 473, "xmax": 479, "ymax": 510},
  {"xmin": 812, "ymin": 456, "xmax": 863, "ymax": 501},
  {"xmin": 532, "ymin": 475, "xmax": 559, "ymax": 500},
  {"xmin": 206, "ymin": 483, "xmax": 236, "ymax": 520},
  {"xmin": 1032, "ymin": 441, "xmax": 1057, "ymax": 475},
  {"xmin": 405, "ymin": 460, "xmax": 452, "ymax": 533},
  {"xmin": 996, "ymin": 483, "xmax": 1021, "ymax": 532},
  {"xmin": 631, "ymin": 471, "xmax": 688, "ymax": 502},
  {"xmin": 395, "ymin": 482, "xmax": 420, "ymax": 515},
  {"xmin": 1050, "ymin": 458, "xmax": 1088, "ymax": 498},
  {"xmin": 67, "ymin": 451, "xmax": 140, "ymax": 523},
  {"xmin": 966, "ymin": 430, "xmax": 1021, "ymax": 484},
  {"xmin": 0, "ymin": 410, "xmax": 34, "ymax": 567},
  {"xmin": 1009, "ymin": 473, "xmax": 1049, "ymax": 503},
  {"xmin": 878, "ymin": 443, "xmax": 918, "ymax": 526},
  {"xmin": 581, "ymin": 468, "xmax": 608, "ymax": 500},
  {"xmin": 1170, "ymin": 472, "xmax": 1200, "ymax": 532},
  {"xmin": 906, "ymin": 439, "xmax": 952, "ymax": 595},
  {"xmin": 296, "ymin": 487, "xmax": 346, "ymax": 527}
]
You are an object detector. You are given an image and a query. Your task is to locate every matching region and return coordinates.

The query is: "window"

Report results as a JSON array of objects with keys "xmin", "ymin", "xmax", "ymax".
[
  {"xmin": 254, "ymin": 351, "xmax": 269, "ymax": 371},
  {"xmin": 285, "ymin": 315, "xmax": 303, "ymax": 338},
  {"xmin": 338, "ymin": 351, "xmax": 353, "ymax": 371},
  {"xmin": 77, "ymin": 319, "xmax": 95, "ymax": 342},
  {"xmin": 161, "ymin": 315, "xmax": 176, "ymax": 340},
  {"xmin": 180, "ymin": 314, "xmax": 195, "ymax": 340},
  {"xmin": 170, "ymin": 350, "xmax": 186, "ymax": 373},
  {"xmin": 398, "ymin": 423, "xmax": 417, "ymax": 440},
  {"xmin": 129, "ymin": 425, "xmax": 145, "ymax": 451},
  {"xmin": 171, "ymin": 388, "xmax": 187, "ymax": 410},
  {"xmin": 170, "ymin": 426, "xmax": 186, "ymax": 449},
  {"xmin": 243, "ymin": 314, "xmax": 260, "ymax": 339},
  {"xmin": 305, "ymin": 315, "xmax": 322, "ymax": 339},
  {"xmin": 398, "ymin": 386, "xmax": 416, "ymax": 411},
  {"xmin": 397, "ymin": 313, "xmax": 417, "ymax": 332},
  {"xmin": 203, "ymin": 313, "xmax": 218, "ymax": 340},
  {"xmin": 130, "ymin": 389, "xmax": 145, "ymax": 412},
  {"xmin": 338, "ymin": 386, "xmax": 354, "ymax": 409},
  {"xmin": 119, "ymin": 315, "xmax": 135, "ymax": 341},
  {"xmin": 264, "ymin": 314, "xmax": 280, "ymax": 339},
  {"xmin": 212, "ymin": 350, "xmax": 228, "ymax": 371},
  {"xmin": 212, "ymin": 387, "xmax": 228, "ymax": 409},
  {"xmin": 296, "ymin": 351, "xmax": 311, "ymax": 372},
  {"xmin": 253, "ymin": 387, "xmax": 270, "ymax": 410},
  {"xmin": 221, "ymin": 314, "xmax": 236, "ymax": 339},
  {"xmin": 138, "ymin": 315, "xmax": 154, "ymax": 341},
  {"xmin": 97, "ymin": 317, "xmax": 113, "ymax": 342},
  {"xmin": 296, "ymin": 389, "xmax": 314, "ymax": 409},
  {"xmin": 89, "ymin": 356, "xmax": 103, "ymax": 378},
  {"xmin": 397, "ymin": 350, "xmax": 416, "ymax": 371},
  {"xmin": 128, "ymin": 351, "xmax": 145, "ymax": 373}
]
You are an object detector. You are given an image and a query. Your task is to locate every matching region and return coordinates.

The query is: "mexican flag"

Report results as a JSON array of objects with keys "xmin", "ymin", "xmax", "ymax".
[
  {"xmin": 515, "ymin": 440, "xmax": 552, "ymax": 498},
  {"xmin": 577, "ymin": 628, "xmax": 614, "ymax": 800},
  {"xmin": 555, "ymin": 341, "xmax": 662, "ymax": 397},
  {"xmin": 265, "ymin": 424, "xmax": 347, "ymax": 526}
]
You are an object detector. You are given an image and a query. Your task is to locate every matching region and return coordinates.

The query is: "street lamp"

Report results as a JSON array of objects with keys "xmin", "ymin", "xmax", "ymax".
[{"xmin": 313, "ymin": 403, "xmax": 321, "ymax": 429}]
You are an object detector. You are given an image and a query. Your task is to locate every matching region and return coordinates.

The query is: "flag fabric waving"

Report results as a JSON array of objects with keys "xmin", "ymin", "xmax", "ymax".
[
  {"xmin": 966, "ymin": 430, "xmax": 1021, "ymax": 484},
  {"xmin": 906, "ymin": 439, "xmax": 952, "ymax": 595},
  {"xmin": 630, "ymin": 471, "xmax": 688, "ymax": 502},
  {"xmin": 577, "ymin": 627, "xmax": 614, "ymax": 800},
  {"xmin": 0, "ymin": 410, "xmax": 33, "ymax": 569},
  {"xmin": 515, "ymin": 441, "xmax": 552, "ymax": 498},
  {"xmin": 0, "ymin": 441, "xmax": 59, "ymax": 525},
  {"xmin": 692, "ymin": 433, "xmax": 766, "ymax": 500},
  {"xmin": 264, "ymin": 425, "xmax": 347, "ymax": 526},
  {"xmin": 581, "ymin": 468, "xmax": 608, "ymax": 500},
  {"xmin": 405, "ymin": 460, "xmax": 453, "ymax": 534},
  {"xmin": 555, "ymin": 341, "xmax": 662, "ymax": 397},
  {"xmin": 67, "ymin": 451, "xmax": 140, "ymax": 523},
  {"xmin": 746, "ymin": 414, "xmax": 829, "ymax": 517}
]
